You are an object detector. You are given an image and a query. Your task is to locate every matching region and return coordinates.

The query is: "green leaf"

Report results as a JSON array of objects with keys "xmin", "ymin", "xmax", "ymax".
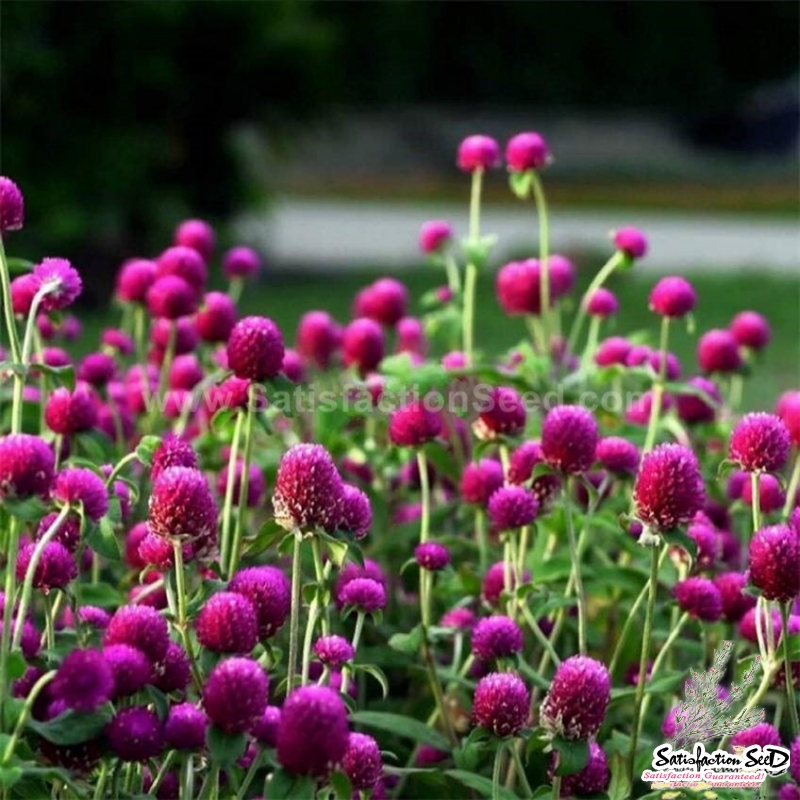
[
  {"xmin": 357, "ymin": 664, "xmax": 389, "ymax": 699},
  {"xmin": 7, "ymin": 651, "xmax": 26, "ymax": 682},
  {"xmin": 445, "ymin": 769, "xmax": 518, "ymax": 800},
  {"xmin": 79, "ymin": 581, "xmax": 122, "ymax": 608},
  {"xmin": 552, "ymin": 737, "xmax": 590, "ymax": 776},
  {"xmin": 644, "ymin": 670, "xmax": 686, "ymax": 695},
  {"xmin": 0, "ymin": 767, "xmax": 22, "ymax": 790},
  {"xmin": 206, "ymin": 725, "xmax": 247, "ymax": 765},
  {"xmin": 27, "ymin": 704, "xmax": 114, "ymax": 745},
  {"xmin": 1, "ymin": 496, "xmax": 47, "ymax": 522},
  {"xmin": 388, "ymin": 625, "xmax": 424, "ymax": 655},
  {"xmin": 85, "ymin": 517, "xmax": 122, "ymax": 561},
  {"xmin": 607, "ymin": 751, "xmax": 631, "ymax": 800},
  {"xmin": 144, "ymin": 684, "xmax": 170, "ymax": 721},
  {"xmin": 5, "ymin": 257, "xmax": 34, "ymax": 274},
  {"xmin": 509, "ymin": 170, "xmax": 534, "ymax": 200},
  {"xmin": 326, "ymin": 537, "xmax": 349, "ymax": 568},
  {"xmin": 784, "ymin": 633, "xmax": 800, "ymax": 660},
  {"xmin": 134, "ymin": 434, "xmax": 162, "ymax": 466},
  {"xmin": 350, "ymin": 711, "xmax": 450, "ymax": 750},
  {"xmin": 266, "ymin": 768, "xmax": 316, "ymax": 799},
  {"xmin": 246, "ymin": 519, "xmax": 287, "ymax": 557},
  {"xmin": 328, "ymin": 770, "xmax": 353, "ymax": 800},
  {"xmin": 661, "ymin": 528, "xmax": 697, "ymax": 563},
  {"xmin": 34, "ymin": 363, "xmax": 75, "ymax": 390}
]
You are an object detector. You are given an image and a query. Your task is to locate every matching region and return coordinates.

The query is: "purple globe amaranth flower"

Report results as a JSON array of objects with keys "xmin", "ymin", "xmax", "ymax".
[
  {"xmin": 648, "ymin": 351, "xmax": 682, "ymax": 381},
  {"xmin": 223, "ymin": 245, "xmax": 261, "ymax": 280},
  {"xmin": 354, "ymin": 278, "xmax": 409, "ymax": 328},
  {"xmin": 338, "ymin": 483, "xmax": 372, "ymax": 540},
  {"xmin": 51, "ymin": 648, "xmax": 113, "ymax": 713},
  {"xmin": 67, "ymin": 605, "xmax": 111, "ymax": 631},
  {"xmin": 32, "ymin": 258, "xmax": 82, "ymax": 311},
  {"xmin": 684, "ymin": 518, "xmax": 720, "ymax": 570},
  {"xmin": 174, "ymin": 219, "xmax": 215, "ymax": 261},
  {"xmin": 282, "ymin": 348, "xmax": 306, "ymax": 383},
  {"xmin": 676, "ymin": 376, "xmax": 722, "ymax": 424},
  {"xmin": 228, "ymin": 565, "xmax": 291, "ymax": 639},
  {"xmin": 730, "ymin": 723, "xmax": 781, "ymax": 751},
  {"xmin": 16, "ymin": 541, "xmax": 77, "ymax": 591},
  {"xmin": 482, "ymin": 561, "xmax": 530, "ymax": 606},
  {"xmin": 313, "ymin": 635, "xmax": 355, "ymax": 669},
  {"xmin": 540, "ymin": 656, "xmax": 611, "ymax": 740},
  {"xmin": 713, "ymin": 572, "xmax": 756, "ymax": 623},
  {"xmin": 273, "ymin": 443, "xmax": 345, "ymax": 532},
  {"xmin": 152, "ymin": 316, "xmax": 198, "ymax": 354},
  {"xmin": 789, "ymin": 735, "xmax": 800, "ymax": 783},
  {"xmin": 472, "ymin": 672, "xmax": 530, "ymax": 737},
  {"xmin": 115, "ymin": 259, "xmax": 157, "ymax": 304},
  {"xmin": 749, "ymin": 524, "xmax": 800, "ymax": 603},
  {"xmin": 487, "ymin": 486, "xmax": 538, "ymax": 530},
  {"xmin": 550, "ymin": 738, "xmax": 609, "ymax": 797},
  {"xmin": 44, "ymin": 388, "xmax": 97, "ymax": 436},
  {"xmin": 102, "ymin": 644, "xmax": 151, "ymax": 698},
  {"xmin": 541, "ymin": 405, "xmax": 598, "ymax": 475},
  {"xmin": 343, "ymin": 733, "xmax": 383, "ymax": 790},
  {"xmin": 226, "ymin": 315, "xmax": 285, "ymax": 381},
  {"xmin": 419, "ymin": 220, "xmax": 453, "ymax": 254},
  {"xmin": 778, "ymin": 785, "xmax": 800, "ymax": 800},
  {"xmin": 77, "ymin": 352, "xmax": 116, "ymax": 387},
  {"xmin": 195, "ymin": 291, "xmax": 237, "ymax": 343},
  {"xmin": 396, "ymin": 316, "xmax": 427, "ymax": 356},
  {"xmin": 146, "ymin": 275, "xmax": 197, "ymax": 319},
  {"xmin": 388, "ymin": 400, "xmax": 442, "ymax": 447},
  {"xmin": 595, "ymin": 336, "xmax": 632, "ymax": 367},
  {"xmin": 471, "ymin": 615, "xmax": 524, "ymax": 661},
  {"xmin": 595, "ymin": 437, "xmax": 639, "ymax": 476},
  {"xmin": 168, "ymin": 354, "xmax": 203, "ymax": 391},
  {"xmin": 104, "ymin": 605, "xmax": 170, "ymax": 667},
  {"xmin": 250, "ymin": 705, "xmax": 281, "ymax": 747},
  {"xmin": 150, "ymin": 437, "xmax": 199, "ymax": 483},
  {"xmin": 742, "ymin": 473, "xmax": 785, "ymax": 514},
  {"xmin": 52, "ymin": 467, "xmax": 109, "ymax": 522},
  {"xmin": 0, "ymin": 434, "xmax": 55, "ymax": 499},
  {"xmin": 460, "ymin": 459, "xmax": 505, "ymax": 504},
  {"xmin": 440, "ymin": 607, "xmax": 477, "ymax": 630},
  {"xmin": 165, "ymin": 703, "xmax": 208, "ymax": 751},
  {"xmin": 698, "ymin": 328, "xmax": 742, "ymax": 374},
  {"xmin": 203, "ymin": 657, "xmax": 268, "ymax": 734},
  {"xmin": 338, "ymin": 577, "xmax": 386, "ymax": 613},
  {"xmin": 196, "ymin": 592, "xmax": 258, "ymax": 654},
  {"xmin": 216, "ymin": 460, "xmax": 265, "ymax": 509},
  {"xmin": 777, "ymin": 390, "xmax": 800, "ymax": 447},
  {"xmin": 612, "ymin": 226, "xmax": 648, "ymax": 259},
  {"xmin": 457, "ymin": 135, "xmax": 501, "ymax": 172},
  {"xmin": 738, "ymin": 605, "xmax": 783, "ymax": 645},
  {"xmin": 156, "ymin": 245, "xmax": 207, "ymax": 296},
  {"xmin": 474, "ymin": 386, "xmax": 527, "ymax": 440},
  {"xmin": 649, "ymin": 276, "xmax": 696, "ymax": 318},
  {"xmin": 730, "ymin": 311, "xmax": 770, "ymax": 350},
  {"xmin": 585, "ymin": 288, "xmax": 618, "ymax": 318},
  {"xmin": 634, "ymin": 444, "xmax": 705, "ymax": 533},
  {"xmin": 505, "ymin": 132, "xmax": 549, "ymax": 171},
  {"xmin": 342, "ymin": 317, "xmax": 384, "ymax": 375},
  {"xmin": 296, "ymin": 310, "xmax": 341, "ymax": 370},
  {"xmin": 153, "ymin": 642, "xmax": 191, "ymax": 694},
  {"xmin": 496, "ymin": 258, "xmax": 550, "ymax": 316},
  {"xmin": 107, "ymin": 707, "xmax": 164, "ymax": 762},
  {"xmin": 729, "ymin": 412, "xmax": 790, "ymax": 473},
  {"xmin": 673, "ymin": 577, "xmax": 723, "ymax": 621},
  {"xmin": 0, "ymin": 177, "xmax": 24, "ymax": 230},
  {"xmin": 415, "ymin": 542, "xmax": 451, "ymax": 571}
]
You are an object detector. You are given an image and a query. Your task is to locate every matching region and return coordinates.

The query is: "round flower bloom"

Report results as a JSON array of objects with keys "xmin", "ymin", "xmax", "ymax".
[
  {"xmin": 152, "ymin": 316, "xmax": 198, "ymax": 354},
  {"xmin": 749, "ymin": 524, "xmax": 800, "ymax": 603},
  {"xmin": 0, "ymin": 434, "xmax": 55, "ymax": 499},
  {"xmin": 730, "ymin": 311, "xmax": 770, "ymax": 350},
  {"xmin": 107, "ymin": 707, "xmax": 164, "ymax": 762},
  {"xmin": 338, "ymin": 577, "xmax": 386, "ymax": 613},
  {"xmin": 296, "ymin": 311, "xmax": 341, "ymax": 370},
  {"xmin": 649, "ymin": 276, "xmax": 696, "ymax": 318},
  {"xmin": 146, "ymin": 275, "xmax": 197, "ymax": 319},
  {"xmin": 505, "ymin": 132, "xmax": 549, "ymax": 172},
  {"xmin": 487, "ymin": 486, "xmax": 539, "ymax": 530},
  {"xmin": 475, "ymin": 386, "xmax": 526, "ymax": 439},
  {"xmin": 168, "ymin": 354, "xmax": 203, "ymax": 392},
  {"xmin": 741, "ymin": 473, "xmax": 785, "ymax": 514},
  {"xmin": 540, "ymin": 656, "xmax": 611, "ymax": 740},
  {"xmin": 150, "ymin": 437, "xmax": 198, "ymax": 483},
  {"xmin": 495, "ymin": 259, "xmax": 544, "ymax": 316},
  {"xmin": 195, "ymin": 291, "xmax": 237, "ymax": 343},
  {"xmin": 713, "ymin": 572, "xmax": 756, "ymax": 623},
  {"xmin": 612, "ymin": 227, "xmax": 648, "ymax": 259},
  {"xmin": 76, "ymin": 352, "xmax": 116, "ymax": 387},
  {"xmin": 697, "ymin": 328, "xmax": 742, "ymax": 373},
  {"xmin": 626, "ymin": 344, "xmax": 652, "ymax": 367},
  {"xmin": 10, "ymin": 273, "xmax": 38, "ymax": 315},
  {"xmin": 396, "ymin": 317, "xmax": 426, "ymax": 356},
  {"xmin": 415, "ymin": 542, "xmax": 451, "ymax": 571},
  {"xmin": 729, "ymin": 412, "xmax": 790, "ymax": 473},
  {"xmin": 102, "ymin": 644, "xmax": 151, "ymax": 698},
  {"xmin": 0, "ymin": 176, "xmax": 24, "ymax": 231},
  {"xmin": 482, "ymin": 562, "xmax": 530, "ymax": 606},
  {"xmin": 153, "ymin": 642, "xmax": 191, "ymax": 694},
  {"xmin": 673, "ymin": 577, "xmax": 723, "ymax": 621},
  {"xmin": 104, "ymin": 605, "xmax": 170, "ymax": 667},
  {"xmin": 778, "ymin": 785, "xmax": 800, "ymax": 800},
  {"xmin": 342, "ymin": 318, "xmax": 384, "ymax": 374},
  {"xmin": 342, "ymin": 732, "xmax": 383, "ymax": 791},
  {"xmin": 776, "ymin": 390, "xmax": 800, "ymax": 446},
  {"xmin": 282, "ymin": 348, "xmax": 306, "ymax": 383},
  {"xmin": 51, "ymin": 648, "xmax": 113, "ymax": 713},
  {"xmin": 203, "ymin": 657, "xmax": 268, "ymax": 734},
  {"xmin": 313, "ymin": 635, "xmax": 355, "ymax": 669},
  {"xmin": 419, "ymin": 220, "xmax": 453, "ymax": 253},
  {"xmin": 32, "ymin": 258, "xmax": 82, "ymax": 311},
  {"xmin": 101, "ymin": 328, "xmax": 134, "ymax": 354},
  {"xmin": 440, "ymin": 607, "xmax": 477, "ymax": 630},
  {"xmin": 16, "ymin": 541, "xmax": 77, "ymax": 591},
  {"xmin": 471, "ymin": 615, "xmax": 524, "ymax": 661},
  {"xmin": 595, "ymin": 437, "xmax": 639, "ymax": 476},
  {"xmin": 226, "ymin": 315, "xmax": 285, "ymax": 381},
  {"xmin": 148, "ymin": 466, "xmax": 218, "ymax": 546},
  {"xmin": 685, "ymin": 517, "xmax": 720, "ymax": 570},
  {"xmin": 541, "ymin": 405, "xmax": 598, "ymax": 474},
  {"xmin": 634, "ymin": 444, "xmax": 705, "ymax": 532},
  {"xmin": 648, "ymin": 351, "xmax": 682, "ymax": 381},
  {"xmin": 165, "ymin": 703, "xmax": 208, "ymax": 751},
  {"xmin": 457, "ymin": 135, "xmax": 501, "ymax": 172},
  {"xmin": 196, "ymin": 592, "xmax": 258, "ymax": 654},
  {"xmin": 550, "ymin": 738, "xmax": 609, "ymax": 797},
  {"xmin": 676, "ymin": 376, "xmax": 722, "ymax": 424},
  {"xmin": 790, "ymin": 736, "xmax": 800, "ymax": 783},
  {"xmin": 223, "ymin": 246, "xmax": 261, "ymax": 280},
  {"xmin": 44, "ymin": 387, "xmax": 97, "ymax": 436},
  {"xmin": 388, "ymin": 400, "xmax": 442, "ymax": 447},
  {"xmin": 272, "ymin": 443, "xmax": 345, "ymax": 532},
  {"xmin": 738, "ymin": 606, "xmax": 783, "ymax": 645},
  {"xmin": 250, "ymin": 705, "xmax": 281, "ymax": 747},
  {"xmin": 115, "ymin": 259, "xmax": 157, "ymax": 304},
  {"xmin": 228, "ymin": 566, "xmax": 291, "ymax": 639},
  {"xmin": 216, "ymin": 460, "xmax": 265, "ymax": 509},
  {"xmin": 277, "ymin": 686, "xmax": 349, "ymax": 777},
  {"xmin": 472, "ymin": 672, "xmax": 529, "ymax": 737},
  {"xmin": 595, "ymin": 336, "xmax": 632, "ymax": 367},
  {"xmin": 460, "ymin": 459, "xmax": 505, "ymax": 504},
  {"xmin": 730, "ymin": 723, "xmax": 782, "ymax": 751},
  {"xmin": 174, "ymin": 219, "xmax": 215, "ymax": 261},
  {"xmin": 156, "ymin": 246, "xmax": 207, "ymax": 296},
  {"xmin": 339, "ymin": 483, "xmax": 372, "ymax": 539},
  {"xmin": 52, "ymin": 468, "xmax": 109, "ymax": 522},
  {"xmin": 586, "ymin": 288, "xmax": 618, "ymax": 318},
  {"xmin": 507, "ymin": 441, "xmax": 543, "ymax": 485}
]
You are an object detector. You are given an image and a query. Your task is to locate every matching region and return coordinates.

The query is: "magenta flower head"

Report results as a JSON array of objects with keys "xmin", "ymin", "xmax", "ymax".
[
  {"xmin": 203, "ymin": 657, "xmax": 268, "ymax": 733},
  {"xmin": 101, "ymin": 328, "xmax": 134, "ymax": 354},
  {"xmin": 742, "ymin": 473, "xmax": 785, "ymax": 514},
  {"xmin": 104, "ymin": 605, "xmax": 170, "ymax": 667},
  {"xmin": 174, "ymin": 219, "xmax": 215, "ymax": 261},
  {"xmin": 10, "ymin": 274, "xmax": 38, "ymax": 316},
  {"xmin": 388, "ymin": 400, "xmax": 442, "ymax": 447},
  {"xmin": 496, "ymin": 259, "xmax": 542, "ymax": 316},
  {"xmin": 356, "ymin": 278, "xmax": 409, "ymax": 328},
  {"xmin": 713, "ymin": 572, "xmax": 756, "ymax": 623},
  {"xmin": 415, "ymin": 542, "xmax": 451, "ymax": 571},
  {"xmin": 165, "ymin": 702, "xmax": 208, "ymax": 751},
  {"xmin": 550, "ymin": 738, "xmax": 609, "ymax": 797},
  {"xmin": 313, "ymin": 635, "xmax": 355, "ymax": 669},
  {"xmin": 195, "ymin": 291, "xmax": 237, "ymax": 343},
  {"xmin": 0, "ymin": 434, "xmax": 55, "ymax": 499},
  {"xmin": 457, "ymin": 135, "xmax": 501, "ymax": 172},
  {"xmin": 146, "ymin": 275, "xmax": 197, "ymax": 319},
  {"xmin": 148, "ymin": 466, "xmax": 218, "ymax": 550},
  {"xmin": 697, "ymin": 328, "xmax": 742, "ymax": 374},
  {"xmin": 250, "ymin": 705, "xmax": 281, "ymax": 747},
  {"xmin": 226, "ymin": 315, "xmax": 285, "ymax": 382},
  {"xmin": 790, "ymin": 736, "xmax": 800, "ymax": 783},
  {"xmin": 482, "ymin": 562, "xmax": 530, "ymax": 606},
  {"xmin": 506, "ymin": 132, "xmax": 549, "ymax": 172},
  {"xmin": 338, "ymin": 483, "xmax": 372, "ymax": 540},
  {"xmin": 156, "ymin": 246, "xmax": 207, "ymax": 296},
  {"xmin": 730, "ymin": 723, "xmax": 782, "ymax": 751},
  {"xmin": 487, "ymin": 486, "xmax": 539, "ymax": 530},
  {"xmin": 471, "ymin": 615, "xmax": 524, "ymax": 661},
  {"xmin": 541, "ymin": 405, "xmax": 599, "ymax": 474},
  {"xmin": 648, "ymin": 276, "xmax": 696, "ymax": 318},
  {"xmin": 612, "ymin": 226, "xmax": 648, "ymax": 260},
  {"xmin": 51, "ymin": 648, "xmax": 113, "ymax": 713},
  {"xmin": 586, "ymin": 288, "xmax": 618, "ymax": 318},
  {"xmin": 196, "ymin": 592, "xmax": 258, "ymax": 654},
  {"xmin": 150, "ymin": 437, "xmax": 199, "ymax": 483},
  {"xmin": 749, "ymin": 524, "xmax": 800, "ymax": 603},
  {"xmin": 473, "ymin": 672, "xmax": 530, "ymax": 737},
  {"xmin": 277, "ymin": 685, "xmax": 349, "ymax": 777},
  {"xmin": 338, "ymin": 577, "xmax": 386, "ymax": 614},
  {"xmin": 16, "ymin": 541, "xmax": 77, "ymax": 591},
  {"xmin": 634, "ymin": 444, "xmax": 705, "ymax": 533},
  {"xmin": 729, "ymin": 412, "xmax": 790, "ymax": 473},
  {"xmin": 32, "ymin": 258, "xmax": 82, "ymax": 311},
  {"xmin": 396, "ymin": 316, "xmax": 427, "ymax": 356},
  {"xmin": 0, "ymin": 177, "xmax": 24, "ymax": 231},
  {"xmin": 102, "ymin": 644, "xmax": 151, "ymax": 698},
  {"xmin": 228, "ymin": 566, "xmax": 290, "ymax": 638},
  {"xmin": 169, "ymin": 354, "xmax": 203, "ymax": 392},
  {"xmin": 153, "ymin": 642, "xmax": 191, "ymax": 694},
  {"xmin": 595, "ymin": 437, "xmax": 639, "ymax": 476},
  {"xmin": 107, "ymin": 707, "xmax": 164, "ymax": 762},
  {"xmin": 76, "ymin": 352, "xmax": 116, "ymax": 388},
  {"xmin": 419, "ymin": 220, "xmax": 453, "ymax": 254},
  {"xmin": 507, "ymin": 441, "xmax": 543, "ymax": 485},
  {"xmin": 676, "ymin": 376, "xmax": 722, "ymax": 425},
  {"xmin": 475, "ymin": 386, "xmax": 526, "ymax": 440},
  {"xmin": 777, "ymin": 391, "xmax": 800, "ymax": 447},
  {"xmin": 296, "ymin": 311, "xmax": 341, "ymax": 370},
  {"xmin": 673, "ymin": 577, "xmax": 723, "ymax": 621},
  {"xmin": 116, "ymin": 259, "xmax": 157, "ymax": 304},
  {"xmin": 273, "ymin": 443, "xmax": 345, "ymax": 532},
  {"xmin": 540, "ymin": 656, "xmax": 610, "ymax": 740},
  {"xmin": 730, "ymin": 311, "xmax": 770, "ymax": 350},
  {"xmin": 52, "ymin": 467, "xmax": 108, "ymax": 522},
  {"xmin": 223, "ymin": 245, "xmax": 261, "ymax": 280},
  {"xmin": 37, "ymin": 511, "xmax": 81, "ymax": 553},
  {"xmin": 343, "ymin": 732, "xmax": 383, "ymax": 791},
  {"xmin": 460, "ymin": 459, "xmax": 505, "ymax": 504}
]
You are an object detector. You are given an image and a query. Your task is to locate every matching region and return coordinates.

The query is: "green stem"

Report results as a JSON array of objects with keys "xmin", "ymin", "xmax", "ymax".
[
  {"xmin": 580, "ymin": 315, "xmax": 602, "ymax": 375},
  {"xmin": 286, "ymin": 532, "xmax": 302, "ymax": 695},
  {"xmin": 719, "ymin": 660, "xmax": 781, "ymax": 751},
  {"xmin": 780, "ymin": 602, "xmax": 800, "ymax": 737},
  {"xmin": 93, "ymin": 760, "xmax": 111, "ymax": 800},
  {"xmin": 516, "ymin": 524, "xmax": 530, "ymax": 585},
  {"xmin": 444, "ymin": 253, "xmax": 461, "ymax": 294},
  {"xmin": 509, "ymin": 739, "xmax": 533, "ymax": 798},
  {"xmin": 530, "ymin": 171, "xmax": 550, "ymax": 353},
  {"xmin": 0, "ymin": 237, "xmax": 22, "ymax": 365},
  {"xmin": 181, "ymin": 755, "xmax": 195, "ymax": 800},
  {"xmin": 520, "ymin": 604, "xmax": 561, "ymax": 667},
  {"xmin": 1, "ymin": 669, "xmax": 55, "ymax": 764},
  {"xmin": 218, "ymin": 410, "xmax": 244, "ymax": 577},
  {"xmin": 475, "ymin": 508, "xmax": 488, "ymax": 572},
  {"xmin": 551, "ymin": 773, "xmax": 562, "ymax": 800},
  {"xmin": 171, "ymin": 540, "xmax": 202, "ymax": 692},
  {"xmin": 147, "ymin": 750, "xmax": 177, "ymax": 796},
  {"xmin": 643, "ymin": 316, "xmax": 671, "ymax": 453},
  {"xmin": 340, "ymin": 612, "xmax": 365, "ymax": 696},
  {"xmin": 0, "ymin": 515, "xmax": 21, "ymax": 728},
  {"xmin": 750, "ymin": 470, "xmax": 762, "ymax": 534},
  {"xmin": 492, "ymin": 744, "xmax": 505, "ymax": 800},
  {"xmin": 235, "ymin": 751, "xmax": 263, "ymax": 800},
  {"xmin": 417, "ymin": 450, "xmax": 431, "ymax": 544},
  {"xmin": 783, "ymin": 452, "xmax": 800, "ymax": 518},
  {"xmin": 133, "ymin": 304, "xmax": 147, "ymax": 368},
  {"xmin": 565, "ymin": 479, "xmax": 587, "ymax": 655},
  {"xmin": 228, "ymin": 386, "xmax": 257, "ymax": 578},
  {"xmin": 462, "ymin": 168, "xmax": 483, "ymax": 364},
  {"xmin": 104, "ymin": 451, "xmax": 139, "ymax": 488}
]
